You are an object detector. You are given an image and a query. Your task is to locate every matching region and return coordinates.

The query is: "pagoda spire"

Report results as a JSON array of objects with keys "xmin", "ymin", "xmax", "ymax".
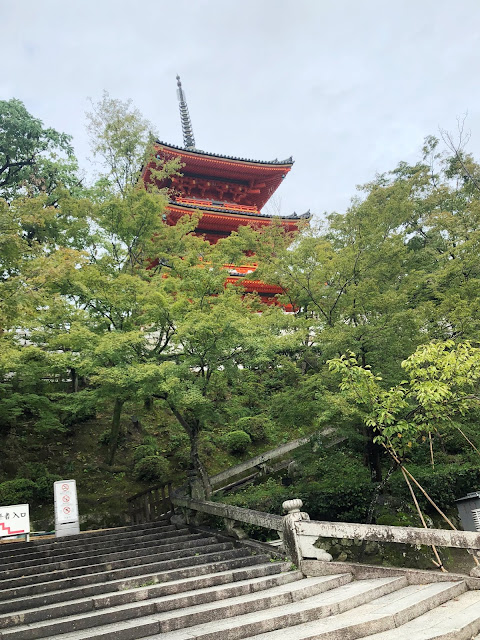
[{"xmin": 176, "ymin": 75, "xmax": 196, "ymax": 149}]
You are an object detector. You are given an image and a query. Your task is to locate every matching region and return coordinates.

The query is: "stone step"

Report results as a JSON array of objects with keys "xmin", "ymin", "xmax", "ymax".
[
  {"xmin": 0, "ymin": 561, "xmax": 291, "ymax": 616},
  {"xmin": 359, "ymin": 589, "xmax": 480, "ymax": 639},
  {"xmin": 243, "ymin": 579, "xmax": 468, "ymax": 640},
  {"xmin": 0, "ymin": 549, "xmax": 265, "ymax": 602},
  {"xmin": 0, "ymin": 567, "xmax": 306, "ymax": 638},
  {"xmin": 3, "ymin": 519, "xmax": 475, "ymax": 640},
  {"xmin": 0, "ymin": 535, "xmax": 220, "ymax": 578},
  {"xmin": 0, "ymin": 528, "xmax": 196, "ymax": 567},
  {"xmin": 0, "ymin": 540, "xmax": 234, "ymax": 589},
  {"xmin": 32, "ymin": 576, "xmax": 403, "ymax": 640},
  {"xmin": 0, "ymin": 520, "xmax": 173, "ymax": 560}
]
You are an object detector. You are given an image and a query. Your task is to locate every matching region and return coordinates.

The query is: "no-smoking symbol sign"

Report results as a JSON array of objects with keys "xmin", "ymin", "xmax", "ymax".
[{"xmin": 55, "ymin": 480, "xmax": 78, "ymax": 527}]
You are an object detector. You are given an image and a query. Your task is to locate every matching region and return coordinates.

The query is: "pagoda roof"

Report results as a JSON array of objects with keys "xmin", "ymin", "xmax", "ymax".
[
  {"xmin": 155, "ymin": 140, "xmax": 294, "ymax": 167},
  {"xmin": 168, "ymin": 199, "xmax": 311, "ymax": 222},
  {"xmin": 145, "ymin": 141, "xmax": 294, "ymax": 211}
]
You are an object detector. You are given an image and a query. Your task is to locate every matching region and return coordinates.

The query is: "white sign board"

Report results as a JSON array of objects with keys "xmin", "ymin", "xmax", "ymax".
[
  {"xmin": 0, "ymin": 504, "xmax": 30, "ymax": 538},
  {"xmin": 54, "ymin": 480, "xmax": 78, "ymax": 524}
]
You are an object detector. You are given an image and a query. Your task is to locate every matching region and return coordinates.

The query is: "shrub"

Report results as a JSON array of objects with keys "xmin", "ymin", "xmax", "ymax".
[
  {"xmin": 133, "ymin": 444, "xmax": 158, "ymax": 463},
  {"xmin": 225, "ymin": 478, "xmax": 290, "ymax": 541},
  {"xmin": 296, "ymin": 476, "xmax": 375, "ymax": 523},
  {"xmin": 33, "ymin": 473, "xmax": 61, "ymax": 502},
  {"xmin": 142, "ymin": 435, "xmax": 159, "ymax": 449},
  {"xmin": 98, "ymin": 430, "xmax": 111, "ymax": 446},
  {"xmin": 170, "ymin": 447, "xmax": 191, "ymax": 470},
  {"xmin": 224, "ymin": 430, "xmax": 251, "ymax": 454},
  {"xmin": 236, "ymin": 416, "xmax": 271, "ymax": 443},
  {"xmin": 134, "ymin": 456, "xmax": 170, "ymax": 483},
  {"xmin": 98, "ymin": 428, "xmax": 126, "ymax": 447},
  {"xmin": 0, "ymin": 479, "xmax": 37, "ymax": 506},
  {"xmin": 167, "ymin": 430, "xmax": 189, "ymax": 451}
]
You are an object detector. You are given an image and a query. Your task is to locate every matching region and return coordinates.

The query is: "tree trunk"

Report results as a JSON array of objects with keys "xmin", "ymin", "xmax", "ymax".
[
  {"xmin": 71, "ymin": 368, "xmax": 79, "ymax": 393},
  {"xmin": 189, "ymin": 426, "xmax": 212, "ymax": 498},
  {"xmin": 107, "ymin": 397, "xmax": 124, "ymax": 466},
  {"xmin": 165, "ymin": 401, "xmax": 212, "ymax": 498},
  {"xmin": 358, "ymin": 346, "xmax": 383, "ymax": 482},
  {"xmin": 366, "ymin": 428, "xmax": 383, "ymax": 482}
]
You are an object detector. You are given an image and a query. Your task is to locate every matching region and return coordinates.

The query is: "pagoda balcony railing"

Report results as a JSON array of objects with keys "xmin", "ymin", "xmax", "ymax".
[{"xmin": 173, "ymin": 197, "xmax": 259, "ymax": 214}]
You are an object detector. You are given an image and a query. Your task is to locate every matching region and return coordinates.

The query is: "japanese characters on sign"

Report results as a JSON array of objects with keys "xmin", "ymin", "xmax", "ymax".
[
  {"xmin": 54, "ymin": 480, "xmax": 78, "ymax": 524},
  {"xmin": 0, "ymin": 504, "xmax": 30, "ymax": 538}
]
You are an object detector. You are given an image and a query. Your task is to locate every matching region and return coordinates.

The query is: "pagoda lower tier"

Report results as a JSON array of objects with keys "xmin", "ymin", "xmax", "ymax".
[
  {"xmin": 223, "ymin": 263, "xmax": 293, "ymax": 312},
  {"xmin": 226, "ymin": 277, "xmax": 294, "ymax": 313},
  {"xmin": 142, "ymin": 140, "xmax": 310, "ymax": 310},
  {"xmin": 165, "ymin": 198, "xmax": 308, "ymax": 243}
]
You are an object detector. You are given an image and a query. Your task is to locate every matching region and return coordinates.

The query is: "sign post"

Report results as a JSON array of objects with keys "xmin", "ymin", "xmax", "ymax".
[
  {"xmin": 0, "ymin": 504, "xmax": 30, "ymax": 542},
  {"xmin": 54, "ymin": 480, "xmax": 80, "ymax": 537}
]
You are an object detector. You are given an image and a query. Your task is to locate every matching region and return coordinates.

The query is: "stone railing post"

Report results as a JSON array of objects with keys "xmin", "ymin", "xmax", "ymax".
[
  {"xmin": 187, "ymin": 471, "xmax": 206, "ymax": 525},
  {"xmin": 223, "ymin": 517, "xmax": 248, "ymax": 540},
  {"xmin": 282, "ymin": 499, "xmax": 332, "ymax": 566},
  {"xmin": 187, "ymin": 470, "xmax": 206, "ymax": 500}
]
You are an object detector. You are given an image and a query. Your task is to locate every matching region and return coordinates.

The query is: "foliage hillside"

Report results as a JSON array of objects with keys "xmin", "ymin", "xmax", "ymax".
[{"xmin": 1, "ymin": 97, "xmax": 480, "ymax": 533}]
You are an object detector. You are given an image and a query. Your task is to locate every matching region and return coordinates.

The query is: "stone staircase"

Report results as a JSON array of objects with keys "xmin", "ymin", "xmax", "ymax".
[{"xmin": 0, "ymin": 518, "xmax": 480, "ymax": 640}]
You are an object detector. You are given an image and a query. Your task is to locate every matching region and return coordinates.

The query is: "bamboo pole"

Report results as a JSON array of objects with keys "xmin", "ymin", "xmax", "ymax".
[{"xmin": 401, "ymin": 467, "xmax": 447, "ymax": 572}]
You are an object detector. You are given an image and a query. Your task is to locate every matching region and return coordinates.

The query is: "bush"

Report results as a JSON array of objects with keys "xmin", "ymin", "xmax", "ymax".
[
  {"xmin": 33, "ymin": 473, "xmax": 61, "ymax": 502},
  {"xmin": 296, "ymin": 476, "xmax": 375, "ymax": 523},
  {"xmin": 167, "ymin": 430, "xmax": 189, "ymax": 451},
  {"xmin": 225, "ymin": 478, "xmax": 290, "ymax": 541},
  {"xmin": 134, "ymin": 456, "xmax": 170, "ymax": 483},
  {"xmin": 170, "ymin": 448, "xmax": 191, "ymax": 470},
  {"xmin": 236, "ymin": 416, "xmax": 271, "ymax": 443},
  {"xmin": 98, "ymin": 430, "xmax": 111, "ymax": 446},
  {"xmin": 224, "ymin": 430, "xmax": 251, "ymax": 454},
  {"xmin": 0, "ymin": 479, "xmax": 37, "ymax": 505},
  {"xmin": 58, "ymin": 390, "xmax": 97, "ymax": 428},
  {"xmin": 133, "ymin": 444, "xmax": 158, "ymax": 463}
]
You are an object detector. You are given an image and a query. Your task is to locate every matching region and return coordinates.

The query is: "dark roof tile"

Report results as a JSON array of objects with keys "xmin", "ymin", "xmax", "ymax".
[
  {"xmin": 156, "ymin": 140, "xmax": 294, "ymax": 166},
  {"xmin": 169, "ymin": 199, "xmax": 311, "ymax": 220}
]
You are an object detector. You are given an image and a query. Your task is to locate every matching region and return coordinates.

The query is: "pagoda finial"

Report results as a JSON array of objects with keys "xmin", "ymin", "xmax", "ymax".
[{"xmin": 176, "ymin": 75, "xmax": 196, "ymax": 149}]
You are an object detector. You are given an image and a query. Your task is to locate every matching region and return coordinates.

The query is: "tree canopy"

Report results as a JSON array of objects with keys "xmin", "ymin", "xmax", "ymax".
[
  {"xmin": 2, "ymin": 98, "xmax": 480, "ymax": 523},
  {"xmin": 86, "ymin": 91, "xmax": 158, "ymax": 196},
  {"xmin": 0, "ymin": 99, "xmax": 80, "ymax": 202}
]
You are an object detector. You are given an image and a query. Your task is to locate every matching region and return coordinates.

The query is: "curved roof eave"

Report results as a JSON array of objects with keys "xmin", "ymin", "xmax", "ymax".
[
  {"xmin": 167, "ymin": 200, "xmax": 311, "ymax": 221},
  {"xmin": 155, "ymin": 140, "xmax": 294, "ymax": 167}
]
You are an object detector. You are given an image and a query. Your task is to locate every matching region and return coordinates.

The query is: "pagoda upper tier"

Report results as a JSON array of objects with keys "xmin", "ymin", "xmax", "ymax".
[{"xmin": 142, "ymin": 141, "xmax": 310, "ymax": 243}]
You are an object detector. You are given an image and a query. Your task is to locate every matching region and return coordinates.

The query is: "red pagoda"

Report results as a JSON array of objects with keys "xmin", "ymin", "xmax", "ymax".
[{"xmin": 142, "ymin": 76, "xmax": 310, "ymax": 309}]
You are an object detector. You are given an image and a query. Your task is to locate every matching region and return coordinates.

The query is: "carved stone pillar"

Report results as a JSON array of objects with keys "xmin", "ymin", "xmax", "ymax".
[
  {"xmin": 468, "ymin": 549, "xmax": 480, "ymax": 577},
  {"xmin": 223, "ymin": 517, "xmax": 248, "ymax": 540},
  {"xmin": 187, "ymin": 470, "xmax": 206, "ymax": 500},
  {"xmin": 282, "ymin": 499, "xmax": 332, "ymax": 566}
]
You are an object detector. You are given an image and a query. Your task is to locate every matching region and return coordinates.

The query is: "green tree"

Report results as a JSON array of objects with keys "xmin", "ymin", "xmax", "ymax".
[
  {"xmin": 39, "ymin": 188, "xmax": 184, "ymax": 463},
  {"xmin": 0, "ymin": 192, "xmax": 90, "ymax": 333},
  {"xmin": 328, "ymin": 340, "xmax": 480, "ymax": 462},
  {"xmin": 0, "ymin": 98, "xmax": 79, "ymax": 202},
  {"xmin": 86, "ymin": 92, "xmax": 157, "ymax": 196}
]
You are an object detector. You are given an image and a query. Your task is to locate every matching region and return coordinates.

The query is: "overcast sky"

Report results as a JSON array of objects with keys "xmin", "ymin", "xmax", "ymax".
[{"xmin": 2, "ymin": 0, "xmax": 480, "ymax": 220}]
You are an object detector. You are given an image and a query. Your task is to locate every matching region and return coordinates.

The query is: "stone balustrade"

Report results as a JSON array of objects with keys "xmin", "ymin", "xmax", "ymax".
[{"xmin": 170, "ymin": 494, "xmax": 480, "ymax": 576}]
